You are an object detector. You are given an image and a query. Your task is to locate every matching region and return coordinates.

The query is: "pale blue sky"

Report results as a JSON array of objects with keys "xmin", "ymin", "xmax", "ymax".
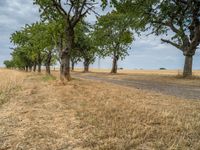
[{"xmin": 0, "ymin": 0, "xmax": 199, "ymax": 70}]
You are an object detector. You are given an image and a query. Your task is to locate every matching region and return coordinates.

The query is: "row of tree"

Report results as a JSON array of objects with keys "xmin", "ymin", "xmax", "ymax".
[{"xmin": 4, "ymin": 0, "xmax": 200, "ymax": 80}]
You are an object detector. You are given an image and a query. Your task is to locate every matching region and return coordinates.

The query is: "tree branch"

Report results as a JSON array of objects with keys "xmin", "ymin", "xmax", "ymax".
[
  {"xmin": 52, "ymin": 0, "xmax": 67, "ymax": 16},
  {"xmin": 161, "ymin": 38, "xmax": 183, "ymax": 51}
]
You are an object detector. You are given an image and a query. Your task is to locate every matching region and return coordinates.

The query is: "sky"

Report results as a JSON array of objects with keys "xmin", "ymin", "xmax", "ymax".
[{"xmin": 0, "ymin": 0, "xmax": 200, "ymax": 70}]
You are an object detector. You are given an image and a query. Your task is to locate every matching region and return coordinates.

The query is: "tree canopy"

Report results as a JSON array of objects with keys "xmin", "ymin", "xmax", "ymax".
[
  {"xmin": 93, "ymin": 11, "xmax": 134, "ymax": 73},
  {"xmin": 107, "ymin": 0, "xmax": 200, "ymax": 77}
]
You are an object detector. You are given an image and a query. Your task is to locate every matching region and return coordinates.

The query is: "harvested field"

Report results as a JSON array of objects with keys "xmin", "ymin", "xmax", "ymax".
[
  {"xmin": 0, "ymin": 69, "xmax": 200, "ymax": 149},
  {"xmin": 0, "ymin": 69, "xmax": 27, "ymax": 105},
  {"xmin": 74, "ymin": 68, "xmax": 200, "ymax": 76}
]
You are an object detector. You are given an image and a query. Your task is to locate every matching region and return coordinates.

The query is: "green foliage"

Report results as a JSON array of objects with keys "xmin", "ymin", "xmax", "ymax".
[
  {"xmin": 11, "ymin": 47, "xmax": 33, "ymax": 69},
  {"xmin": 3, "ymin": 60, "xmax": 14, "ymax": 68},
  {"xmin": 107, "ymin": 0, "xmax": 200, "ymax": 76},
  {"xmin": 113, "ymin": 0, "xmax": 200, "ymax": 54},
  {"xmin": 33, "ymin": 0, "xmax": 61, "ymax": 21},
  {"xmin": 93, "ymin": 11, "xmax": 134, "ymax": 60},
  {"xmin": 74, "ymin": 22, "xmax": 96, "ymax": 65},
  {"xmin": 33, "ymin": 0, "xmax": 97, "ymax": 28},
  {"xmin": 10, "ymin": 21, "xmax": 59, "ymax": 70}
]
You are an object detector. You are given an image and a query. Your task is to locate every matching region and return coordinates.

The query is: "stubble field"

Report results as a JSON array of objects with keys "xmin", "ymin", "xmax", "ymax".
[{"xmin": 0, "ymin": 69, "xmax": 200, "ymax": 150}]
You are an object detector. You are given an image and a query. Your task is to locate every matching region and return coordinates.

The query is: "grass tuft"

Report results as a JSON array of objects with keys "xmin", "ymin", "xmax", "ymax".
[{"xmin": 42, "ymin": 75, "xmax": 56, "ymax": 81}]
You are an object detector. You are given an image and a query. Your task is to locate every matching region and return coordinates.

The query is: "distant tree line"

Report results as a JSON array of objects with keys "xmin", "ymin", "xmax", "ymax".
[{"xmin": 4, "ymin": 0, "xmax": 200, "ymax": 79}]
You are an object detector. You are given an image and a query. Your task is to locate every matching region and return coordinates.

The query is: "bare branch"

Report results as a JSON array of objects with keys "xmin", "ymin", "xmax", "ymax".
[
  {"xmin": 161, "ymin": 38, "xmax": 183, "ymax": 51},
  {"xmin": 52, "ymin": 0, "xmax": 67, "ymax": 16}
]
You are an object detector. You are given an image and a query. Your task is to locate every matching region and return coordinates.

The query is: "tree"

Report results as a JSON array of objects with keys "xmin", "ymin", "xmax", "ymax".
[
  {"xmin": 74, "ymin": 22, "xmax": 96, "ymax": 72},
  {"xmin": 93, "ymin": 12, "xmax": 133, "ymax": 73},
  {"xmin": 10, "ymin": 47, "xmax": 34, "ymax": 71},
  {"xmin": 79, "ymin": 39, "xmax": 96, "ymax": 72},
  {"xmin": 112, "ymin": 0, "xmax": 200, "ymax": 77},
  {"xmin": 10, "ymin": 28, "xmax": 35, "ymax": 71},
  {"xmin": 4, "ymin": 60, "xmax": 14, "ymax": 69},
  {"xmin": 27, "ymin": 22, "xmax": 46, "ymax": 73},
  {"xmin": 40, "ymin": 22, "xmax": 58, "ymax": 75},
  {"xmin": 10, "ymin": 22, "xmax": 57, "ymax": 74},
  {"xmin": 34, "ymin": 0, "xmax": 97, "ymax": 81},
  {"xmin": 70, "ymin": 50, "xmax": 81, "ymax": 71},
  {"xmin": 157, "ymin": 0, "xmax": 200, "ymax": 77}
]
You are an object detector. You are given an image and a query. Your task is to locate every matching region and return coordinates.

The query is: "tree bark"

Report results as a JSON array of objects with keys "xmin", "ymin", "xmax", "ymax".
[
  {"xmin": 28, "ymin": 66, "xmax": 32, "ymax": 72},
  {"xmin": 71, "ymin": 60, "xmax": 75, "ymax": 71},
  {"xmin": 183, "ymin": 55, "xmax": 193, "ymax": 77},
  {"xmin": 59, "ymin": 27, "xmax": 74, "ymax": 81},
  {"xmin": 33, "ymin": 62, "xmax": 37, "ymax": 72},
  {"xmin": 37, "ymin": 52, "xmax": 42, "ymax": 73},
  {"xmin": 46, "ymin": 65, "xmax": 51, "ymax": 75},
  {"xmin": 45, "ymin": 50, "xmax": 52, "ymax": 75},
  {"xmin": 111, "ymin": 55, "xmax": 118, "ymax": 74},
  {"xmin": 45, "ymin": 53, "xmax": 51, "ymax": 75},
  {"xmin": 38, "ymin": 64, "xmax": 41, "ymax": 73},
  {"xmin": 83, "ymin": 58, "xmax": 90, "ymax": 72},
  {"xmin": 60, "ymin": 51, "xmax": 70, "ymax": 81},
  {"xmin": 25, "ymin": 66, "xmax": 28, "ymax": 72}
]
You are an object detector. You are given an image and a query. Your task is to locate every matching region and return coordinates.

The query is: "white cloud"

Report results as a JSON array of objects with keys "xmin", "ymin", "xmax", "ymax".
[{"xmin": 0, "ymin": 0, "xmax": 40, "ymax": 66}]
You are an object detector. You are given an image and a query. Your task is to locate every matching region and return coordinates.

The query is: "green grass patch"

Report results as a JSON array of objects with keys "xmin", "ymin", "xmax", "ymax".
[{"xmin": 42, "ymin": 75, "xmax": 57, "ymax": 81}]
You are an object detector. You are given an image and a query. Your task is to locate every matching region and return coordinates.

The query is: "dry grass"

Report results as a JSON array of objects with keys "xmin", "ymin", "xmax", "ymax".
[
  {"xmin": 0, "ymin": 70, "xmax": 200, "ymax": 149},
  {"xmin": 0, "ymin": 69, "xmax": 27, "ymax": 105},
  {"xmin": 64, "ymin": 79, "xmax": 200, "ymax": 149}
]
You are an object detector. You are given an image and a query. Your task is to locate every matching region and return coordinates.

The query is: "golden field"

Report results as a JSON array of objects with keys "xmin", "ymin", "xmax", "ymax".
[
  {"xmin": 0, "ymin": 69, "xmax": 200, "ymax": 149},
  {"xmin": 74, "ymin": 68, "xmax": 200, "ymax": 75},
  {"xmin": 0, "ymin": 69, "xmax": 27, "ymax": 105}
]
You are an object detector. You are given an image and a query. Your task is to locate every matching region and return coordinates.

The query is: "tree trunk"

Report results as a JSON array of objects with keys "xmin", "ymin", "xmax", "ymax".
[
  {"xmin": 183, "ymin": 55, "xmax": 193, "ymax": 77},
  {"xmin": 45, "ymin": 51, "xmax": 52, "ymax": 75},
  {"xmin": 46, "ymin": 65, "xmax": 51, "ymax": 75},
  {"xmin": 38, "ymin": 63, "xmax": 41, "ymax": 73},
  {"xmin": 38, "ymin": 53, "xmax": 42, "ymax": 73},
  {"xmin": 84, "ymin": 58, "xmax": 90, "ymax": 72},
  {"xmin": 60, "ymin": 52, "xmax": 70, "ymax": 81},
  {"xmin": 29, "ymin": 66, "xmax": 32, "ymax": 72},
  {"xmin": 71, "ymin": 61, "xmax": 75, "ymax": 71},
  {"xmin": 111, "ymin": 55, "xmax": 118, "ymax": 74},
  {"xmin": 59, "ymin": 27, "xmax": 74, "ymax": 81},
  {"xmin": 33, "ymin": 62, "xmax": 37, "ymax": 72},
  {"xmin": 25, "ymin": 66, "xmax": 28, "ymax": 72}
]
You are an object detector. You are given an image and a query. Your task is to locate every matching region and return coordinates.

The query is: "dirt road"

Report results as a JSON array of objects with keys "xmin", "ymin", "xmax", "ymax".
[{"xmin": 73, "ymin": 72, "xmax": 200, "ymax": 100}]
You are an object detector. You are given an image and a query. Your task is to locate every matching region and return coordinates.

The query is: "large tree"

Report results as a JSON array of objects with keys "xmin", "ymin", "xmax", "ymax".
[
  {"xmin": 93, "ymin": 12, "xmax": 133, "ymax": 73},
  {"xmin": 111, "ymin": 0, "xmax": 200, "ymax": 77},
  {"xmin": 10, "ymin": 22, "xmax": 57, "ymax": 74},
  {"xmin": 4, "ymin": 60, "xmax": 14, "ymax": 69},
  {"xmin": 34, "ymin": 0, "xmax": 97, "ymax": 81},
  {"xmin": 75, "ymin": 22, "xmax": 96, "ymax": 72},
  {"xmin": 10, "ymin": 27, "xmax": 35, "ymax": 71}
]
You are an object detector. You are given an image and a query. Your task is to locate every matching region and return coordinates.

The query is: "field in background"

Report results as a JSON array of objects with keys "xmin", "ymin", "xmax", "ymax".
[
  {"xmin": 0, "ymin": 69, "xmax": 200, "ymax": 149},
  {"xmin": 70, "ymin": 68, "xmax": 200, "ymax": 87},
  {"xmin": 73, "ymin": 68, "xmax": 200, "ymax": 76}
]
